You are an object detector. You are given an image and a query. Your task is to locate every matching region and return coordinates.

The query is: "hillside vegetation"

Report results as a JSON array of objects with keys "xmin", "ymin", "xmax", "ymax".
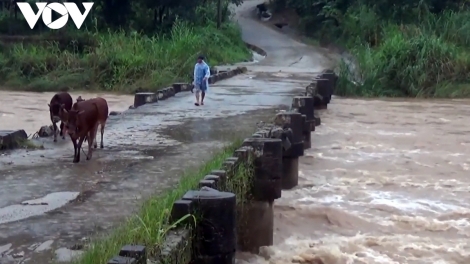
[
  {"xmin": 0, "ymin": 0, "xmax": 251, "ymax": 92},
  {"xmin": 270, "ymin": 0, "xmax": 470, "ymax": 97}
]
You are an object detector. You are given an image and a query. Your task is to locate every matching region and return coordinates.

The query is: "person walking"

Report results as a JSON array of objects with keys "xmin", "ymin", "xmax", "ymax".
[{"xmin": 193, "ymin": 55, "xmax": 210, "ymax": 106}]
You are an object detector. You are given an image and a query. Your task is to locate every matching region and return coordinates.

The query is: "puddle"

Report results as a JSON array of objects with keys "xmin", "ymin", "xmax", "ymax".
[
  {"xmin": 55, "ymin": 247, "xmax": 83, "ymax": 262},
  {"xmin": 0, "ymin": 192, "xmax": 80, "ymax": 224},
  {"xmin": 34, "ymin": 240, "xmax": 54, "ymax": 252}
]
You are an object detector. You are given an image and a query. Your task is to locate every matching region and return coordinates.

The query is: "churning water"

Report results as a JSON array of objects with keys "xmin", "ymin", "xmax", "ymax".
[{"xmin": 237, "ymin": 97, "xmax": 470, "ymax": 264}]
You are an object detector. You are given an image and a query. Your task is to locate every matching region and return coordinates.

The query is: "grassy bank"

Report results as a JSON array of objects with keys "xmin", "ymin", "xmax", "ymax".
[
  {"xmin": 333, "ymin": 8, "xmax": 470, "ymax": 98},
  {"xmin": 270, "ymin": 0, "xmax": 470, "ymax": 97},
  {"xmin": 72, "ymin": 139, "xmax": 251, "ymax": 264},
  {"xmin": 0, "ymin": 21, "xmax": 251, "ymax": 93}
]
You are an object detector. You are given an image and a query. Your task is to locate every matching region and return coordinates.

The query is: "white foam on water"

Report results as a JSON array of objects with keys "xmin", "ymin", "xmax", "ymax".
[
  {"xmin": 376, "ymin": 130, "xmax": 415, "ymax": 136},
  {"xmin": 241, "ymin": 98, "xmax": 470, "ymax": 264},
  {"xmin": 237, "ymin": 233, "xmax": 470, "ymax": 263},
  {"xmin": 297, "ymin": 194, "xmax": 344, "ymax": 204},
  {"xmin": 316, "ymin": 152, "xmax": 355, "ymax": 163},
  {"xmin": 368, "ymin": 191, "xmax": 442, "ymax": 213}
]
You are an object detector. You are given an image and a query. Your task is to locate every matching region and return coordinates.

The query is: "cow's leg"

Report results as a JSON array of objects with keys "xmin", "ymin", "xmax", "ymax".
[
  {"xmin": 100, "ymin": 121, "xmax": 106, "ymax": 149},
  {"xmin": 93, "ymin": 124, "xmax": 98, "ymax": 149},
  {"xmin": 59, "ymin": 122, "xmax": 66, "ymax": 139},
  {"xmin": 52, "ymin": 120, "xmax": 58, "ymax": 142},
  {"xmin": 62, "ymin": 123, "xmax": 68, "ymax": 140},
  {"xmin": 71, "ymin": 138, "xmax": 78, "ymax": 162},
  {"xmin": 87, "ymin": 131, "xmax": 94, "ymax": 160},
  {"xmin": 87, "ymin": 125, "xmax": 98, "ymax": 160},
  {"xmin": 75, "ymin": 137, "xmax": 86, "ymax": 163}
]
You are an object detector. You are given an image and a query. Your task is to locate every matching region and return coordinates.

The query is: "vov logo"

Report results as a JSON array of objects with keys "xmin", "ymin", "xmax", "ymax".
[{"xmin": 16, "ymin": 2, "xmax": 94, "ymax": 30}]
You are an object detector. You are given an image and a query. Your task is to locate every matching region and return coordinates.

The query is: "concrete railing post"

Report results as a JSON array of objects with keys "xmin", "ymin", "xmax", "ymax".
[
  {"xmin": 172, "ymin": 83, "xmax": 192, "ymax": 93},
  {"xmin": 273, "ymin": 111, "xmax": 304, "ymax": 189},
  {"xmin": 107, "ymin": 245, "xmax": 146, "ymax": 264},
  {"xmin": 305, "ymin": 82, "xmax": 322, "ymax": 127},
  {"xmin": 292, "ymin": 96, "xmax": 315, "ymax": 149},
  {"xmin": 292, "ymin": 95, "xmax": 315, "ymax": 131},
  {"xmin": 301, "ymin": 115, "xmax": 312, "ymax": 149},
  {"xmin": 180, "ymin": 189, "xmax": 237, "ymax": 263},
  {"xmin": 320, "ymin": 71, "xmax": 337, "ymax": 102},
  {"xmin": 119, "ymin": 245, "xmax": 146, "ymax": 264},
  {"xmin": 313, "ymin": 78, "xmax": 329, "ymax": 109},
  {"xmin": 133, "ymin": 92, "xmax": 157, "ymax": 108},
  {"xmin": 236, "ymin": 138, "xmax": 282, "ymax": 253},
  {"xmin": 107, "ymin": 256, "xmax": 137, "ymax": 263}
]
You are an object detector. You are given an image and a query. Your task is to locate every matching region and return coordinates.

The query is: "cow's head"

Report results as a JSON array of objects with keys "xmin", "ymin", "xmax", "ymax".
[
  {"xmin": 63, "ymin": 109, "xmax": 84, "ymax": 140},
  {"xmin": 48, "ymin": 103, "xmax": 62, "ymax": 123}
]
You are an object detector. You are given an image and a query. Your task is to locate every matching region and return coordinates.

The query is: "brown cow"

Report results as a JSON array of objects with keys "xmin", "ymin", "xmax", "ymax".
[
  {"xmin": 48, "ymin": 92, "xmax": 73, "ymax": 142},
  {"xmin": 62, "ymin": 97, "xmax": 108, "ymax": 163},
  {"xmin": 72, "ymin": 96, "xmax": 88, "ymax": 141}
]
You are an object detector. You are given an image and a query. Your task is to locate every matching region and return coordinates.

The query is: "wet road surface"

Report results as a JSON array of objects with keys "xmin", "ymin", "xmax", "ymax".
[{"xmin": 0, "ymin": 0, "xmax": 335, "ymax": 259}]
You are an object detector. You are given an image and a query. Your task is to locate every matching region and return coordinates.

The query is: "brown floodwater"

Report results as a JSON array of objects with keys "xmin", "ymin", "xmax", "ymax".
[
  {"xmin": 0, "ymin": 91, "xmax": 134, "ymax": 135},
  {"xmin": 237, "ymin": 97, "xmax": 470, "ymax": 264}
]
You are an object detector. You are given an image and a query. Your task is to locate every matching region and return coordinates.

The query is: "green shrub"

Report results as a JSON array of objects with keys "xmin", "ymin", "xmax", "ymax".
[
  {"xmin": 334, "ymin": 8, "xmax": 470, "ymax": 97},
  {"xmin": 0, "ymin": 21, "xmax": 250, "ymax": 93}
]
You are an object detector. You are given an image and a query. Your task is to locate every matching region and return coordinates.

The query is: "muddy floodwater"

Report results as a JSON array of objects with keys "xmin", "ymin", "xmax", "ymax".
[
  {"xmin": 0, "ymin": 91, "xmax": 134, "ymax": 135},
  {"xmin": 237, "ymin": 97, "xmax": 470, "ymax": 263}
]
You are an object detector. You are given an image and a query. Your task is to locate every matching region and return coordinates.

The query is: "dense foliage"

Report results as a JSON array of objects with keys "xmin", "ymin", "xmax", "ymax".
[
  {"xmin": 0, "ymin": 0, "xmax": 250, "ymax": 92},
  {"xmin": 271, "ymin": 0, "xmax": 470, "ymax": 97}
]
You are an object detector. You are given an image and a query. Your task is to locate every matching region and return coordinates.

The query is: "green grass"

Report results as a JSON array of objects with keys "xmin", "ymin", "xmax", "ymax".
[
  {"xmin": 71, "ymin": 139, "xmax": 253, "ymax": 264},
  {"xmin": 0, "ymin": 21, "xmax": 251, "ymax": 93},
  {"xmin": 324, "ymin": 6, "xmax": 470, "ymax": 98}
]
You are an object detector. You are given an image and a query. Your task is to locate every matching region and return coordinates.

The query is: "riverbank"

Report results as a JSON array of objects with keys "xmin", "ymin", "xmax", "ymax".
[
  {"xmin": 333, "ymin": 9, "xmax": 470, "ymax": 98},
  {"xmin": 0, "ymin": 22, "xmax": 251, "ymax": 93},
  {"xmin": 267, "ymin": 0, "xmax": 470, "ymax": 98}
]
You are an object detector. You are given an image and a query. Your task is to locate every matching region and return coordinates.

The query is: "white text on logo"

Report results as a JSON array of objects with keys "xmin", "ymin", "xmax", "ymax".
[{"xmin": 16, "ymin": 2, "xmax": 94, "ymax": 30}]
